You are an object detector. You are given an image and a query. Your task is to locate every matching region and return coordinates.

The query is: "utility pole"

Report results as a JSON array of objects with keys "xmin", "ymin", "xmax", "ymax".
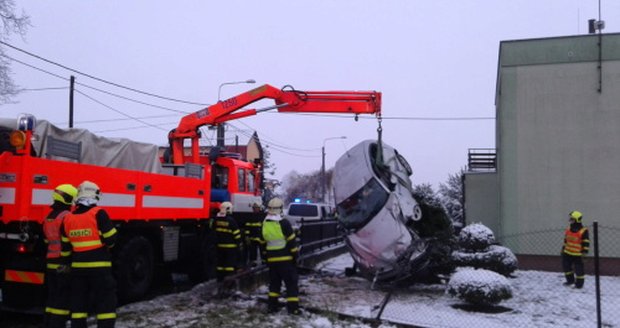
[
  {"xmin": 69, "ymin": 75, "xmax": 75, "ymax": 128},
  {"xmin": 321, "ymin": 136, "xmax": 347, "ymax": 203}
]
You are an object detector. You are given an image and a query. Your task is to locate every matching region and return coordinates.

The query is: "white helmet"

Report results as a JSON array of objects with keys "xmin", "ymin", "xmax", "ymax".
[
  {"xmin": 77, "ymin": 181, "xmax": 101, "ymax": 201},
  {"xmin": 219, "ymin": 201, "xmax": 233, "ymax": 215},
  {"xmin": 267, "ymin": 198, "xmax": 284, "ymax": 215}
]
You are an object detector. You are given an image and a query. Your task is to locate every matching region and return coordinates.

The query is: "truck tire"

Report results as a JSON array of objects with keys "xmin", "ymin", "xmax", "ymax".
[{"xmin": 115, "ymin": 236, "xmax": 154, "ymax": 303}]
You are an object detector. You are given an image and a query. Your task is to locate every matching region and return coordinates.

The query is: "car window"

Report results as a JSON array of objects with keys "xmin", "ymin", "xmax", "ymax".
[
  {"xmin": 288, "ymin": 204, "xmax": 319, "ymax": 217},
  {"xmin": 336, "ymin": 178, "xmax": 389, "ymax": 230}
]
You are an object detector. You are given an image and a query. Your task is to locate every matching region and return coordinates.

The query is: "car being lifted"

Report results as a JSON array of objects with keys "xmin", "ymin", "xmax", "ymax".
[{"xmin": 333, "ymin": 140, "xmax": 454, "ymax": 284}]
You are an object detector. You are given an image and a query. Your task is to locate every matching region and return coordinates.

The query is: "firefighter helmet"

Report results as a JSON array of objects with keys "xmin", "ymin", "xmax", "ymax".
[
  {"xmin": 219, "ymin": 201, "xmax": 233, "ymax": 214},
  {"xmin": 569, "ymin": 210, "xmax": 583, "ymax": 223},
  {"xmin": 267, "ymin": 197, "xmax": 284, "ymax": 215},
  {"xmin": 52, "ymin": 184, "xmax": 78, "ymax": 205},
  {"xmin": 77, "ymin": 181, "xmax": 101, "ymax": 201}
]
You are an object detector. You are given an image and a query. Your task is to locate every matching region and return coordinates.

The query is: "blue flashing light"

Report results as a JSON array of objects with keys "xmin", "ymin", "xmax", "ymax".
[{"xmin": 294, "ymin": 198, "xmax": 301, "ymax": 203}]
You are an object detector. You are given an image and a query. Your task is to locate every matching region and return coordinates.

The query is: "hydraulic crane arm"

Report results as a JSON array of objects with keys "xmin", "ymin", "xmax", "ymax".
[{"xmin": 168, "ymin": 84, "xmax": 382, "ymax": 164}]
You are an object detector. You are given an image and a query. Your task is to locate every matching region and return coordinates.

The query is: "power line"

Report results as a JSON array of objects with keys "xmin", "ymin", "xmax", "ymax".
[
  {"xmin": 231, "ymin": 121, "xmax": 320, "ymax": 152},
  {"xmin": 3, "ymin": 54, "xmax": 193, "ymax": 114},
  {"xmin": 74, "ymin": 88, "xmax": 169, "ymax": 132},
  {"xmin": 265, "ymin": 112, "xmax": 495, "ymax": 121},
  {"xmin": 0, "ymin": 40, "xmax": 209, "ymax": 106},
  {"xmin": 18, "ymin": 86, "xmax": 68, "ymax": 92}
]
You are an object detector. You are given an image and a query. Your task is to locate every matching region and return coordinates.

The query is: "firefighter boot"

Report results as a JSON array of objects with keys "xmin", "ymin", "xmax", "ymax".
[
  {"xmin": 267, "ymin": 292, "xmax": 280, "ymax": 313},
  {"xmin": 563, "ymin": 271, "xmax": 574, "ymax": 286},
  {"xmin": 286, "ymin": 298, "xmax": 301, "ymax": 315},
  {"xmin": 575, "ymin": 276, "xmax": 585, "ymax": 289}
]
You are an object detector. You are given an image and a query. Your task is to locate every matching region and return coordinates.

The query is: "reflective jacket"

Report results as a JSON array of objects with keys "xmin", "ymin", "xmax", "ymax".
[
  {"xmin": 261, "ymin": 215, "xmax": 298, "ymax": 263},
  {"xmin": 212, "ymin": 213, "xmax": 241, "ymax": 249},
  {"xmin": 563, "ymin": 226, "xmax": 590, "ymax": 256},
  {"xmin": 61, "ymin": 206, "xmax": 117, "ymax": 270},
  {"xmin": 43, "ymin": 204, "xmax": 71, "ymax": 270}
]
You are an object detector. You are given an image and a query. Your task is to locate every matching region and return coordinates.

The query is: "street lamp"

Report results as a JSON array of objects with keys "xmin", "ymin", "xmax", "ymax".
[
  {"xmin": 216, "ymin": 79, "xmax": 256, "ymax": 146},
  {"xmin": 217, "ymin": 79, "xmax": 256, "ymax": 102},
  {"xmin": 322, "ymin": 136, "xmax": 347, "ymax": 203}
]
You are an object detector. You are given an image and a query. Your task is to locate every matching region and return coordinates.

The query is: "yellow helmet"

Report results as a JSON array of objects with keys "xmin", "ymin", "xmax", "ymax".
[
  {"xmin": 52, "ymin": 184, "xmax": 78, "ymax": 205},
  {"xmin": 77, "ymin": 181, "xmax": 101, "ymax": 201},
  {"xmin": 569, "ymin": 210, "xmax": 583, "ymax": 223},
  {"xmin": 219, "ymin": 201, "xmax": 233, "ymax": 214},
  {"xmin": 267, "ymin": 197, "xmax": 284, "ymax": 215}
]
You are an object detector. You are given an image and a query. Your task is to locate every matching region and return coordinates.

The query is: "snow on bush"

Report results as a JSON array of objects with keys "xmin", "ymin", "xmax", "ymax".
[
  {"xmin": 452, "ymin": 245, "xmax": 518, "ymax": 276},
  {"xmin": 458, "ymin": 222, "xmax": 495, "ymax": 251},
  {"xmin": 447, "ymin": 268, "xmax": 512, "ymax": 306}
]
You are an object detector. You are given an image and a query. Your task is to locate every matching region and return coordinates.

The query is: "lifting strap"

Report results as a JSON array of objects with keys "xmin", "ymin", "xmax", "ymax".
[{"xmin": 375, "ymin": 115, "xmax": 384, "ymax": 167}]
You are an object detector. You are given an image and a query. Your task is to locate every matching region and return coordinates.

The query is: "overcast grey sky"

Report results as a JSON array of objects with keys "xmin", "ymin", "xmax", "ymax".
[{"xmin": 2, "ymin": 1, "xmax": 619, "ymax": 187}]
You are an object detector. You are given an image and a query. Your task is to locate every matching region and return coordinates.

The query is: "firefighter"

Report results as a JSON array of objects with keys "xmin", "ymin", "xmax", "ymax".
[
  {"xmin": 60, "ymin": 181, "xmax": 118, "ymax": 328},
  {"xmin": 244, "ymin": 201, "xmax": 264, "ymax": 267},
  {"xmin": 43, "ymin": 183, "xmax": 77, "ymax": 328},
  {"xmin": 562, "ymin": 210, "xmax": 590, "ymax": 288},
  {"xmin": 261, "ymin": 197, "xmax": 300, "ymax": 315},
  {"xmin": 213, "ymin": 201, "xmax": 242, "ymax": 296}
]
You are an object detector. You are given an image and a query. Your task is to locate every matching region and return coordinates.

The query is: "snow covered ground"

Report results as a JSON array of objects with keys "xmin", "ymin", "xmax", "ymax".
[{"xmin": 110, "ymin": 252, "xmax": 620, "ymax": 328}]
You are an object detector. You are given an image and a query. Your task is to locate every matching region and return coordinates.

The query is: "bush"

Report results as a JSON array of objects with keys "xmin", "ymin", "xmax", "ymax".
[
  {"xmin": 457, "ymin": 223, "xmax": 495, "ymax": 252},
  {"xmin": 447, "ymin": 268, "xmax": 512, "ymax": 305},
  {"xmin": 452, "ymin": 245, "xmax": 518, "ymax": 276}
]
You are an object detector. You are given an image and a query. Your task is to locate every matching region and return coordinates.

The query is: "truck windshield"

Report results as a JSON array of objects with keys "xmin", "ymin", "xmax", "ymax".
[{"xmin": 336, "ymin": 178, "xmax": 388, "ymax": 230}]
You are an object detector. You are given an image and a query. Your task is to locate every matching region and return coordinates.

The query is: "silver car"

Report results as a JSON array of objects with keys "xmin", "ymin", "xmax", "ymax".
[{"xmin": 333, "ymin": 140, "xmax": 446, "ymax": 282}]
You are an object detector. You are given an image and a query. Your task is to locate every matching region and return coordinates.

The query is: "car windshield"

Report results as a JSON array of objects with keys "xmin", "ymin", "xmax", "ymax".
[
  {"xmin": 288, "ymin": 204, "xmax": 318, "ymax": 217},
  {"xmin": 336, "ymin": 178, "xmax": 389, "ymax": 230}
]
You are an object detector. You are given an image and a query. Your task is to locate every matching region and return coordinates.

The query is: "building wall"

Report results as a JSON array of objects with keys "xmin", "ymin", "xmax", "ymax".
[
  {"xmin": 463, "ymin": 172, "xmax": 499, "ymax": 233},
  {"xmin": 496, "ymin": 34, "xmax": 620, "ymax": 257}
]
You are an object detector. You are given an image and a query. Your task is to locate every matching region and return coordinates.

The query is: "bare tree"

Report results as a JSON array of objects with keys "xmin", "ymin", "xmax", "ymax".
[{"xmin": 0, "ymin": 0, "xmax": 30, "ymax": 104}]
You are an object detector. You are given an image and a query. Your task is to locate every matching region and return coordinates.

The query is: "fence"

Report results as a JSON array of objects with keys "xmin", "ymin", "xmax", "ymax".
[
  {"xmin": 297, "ymin": 217, "xmax": 343, "ymax": 256},
  {"xmin": 373, "ymin": 222, "xmax": 620, "ymax": 328}
]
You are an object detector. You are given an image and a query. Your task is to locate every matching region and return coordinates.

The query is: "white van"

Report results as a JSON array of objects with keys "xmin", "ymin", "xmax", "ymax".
[{"xmin": 285, "ymin": 202, "xmax": 333, "ymax": 228}]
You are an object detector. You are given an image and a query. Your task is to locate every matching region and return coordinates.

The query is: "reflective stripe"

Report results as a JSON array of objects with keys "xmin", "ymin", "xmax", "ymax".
[
  {"xmin": 266, "ymin": 239, "xmax": 286, "ymax": 250},
  {"xmin": 216, "ymin": 266, "xmax": 235, "ymax": 272},
  {"xmin": 565, "ymin": 271, "xmax": 574, "ymax": 276},
  {"xmin": 217, "ymin": 243, "xmax": 238, "ymax": 248},
  {"xmin": 4, "ymin": 270, "xmax": 44, "ymax": 284},
  {"xmin": 143, "ymin": 195, "xmax": 203, "ymax": 209},
  {"xmin": 71, "ymin": 261, "xmax": 112, "ymax": 268},
  {"xmin": 47, "ymin": 263, "xmax": 60, "ymax": 269},
  {"xmin": 96, "ymin": 313, "xmax": 117, "ymax": 320},
  {"xmin": 102, "ymin": 228, "xmax": 117, "ymax": 239},
  {"xmin": 267, "ymin": 256, "xmax": 293, "ymax": 262},
  {"xmin": 33, "ymin": 189, "xmax": 135, "ymax": 207},
  {"xmin": 286, "ymin": 297, "xmax": 300, "ymax": 302},
  {"xmin": 286, "ymin": 234, "xmax": 296, "ymax": 241},
  {"xmin": 0, "ymin": 187, "xmax": 16, "ymax": 204},
  {"xmin": 246, "ymin": 222, "xmax": 262, "ymax": 227},
  {"xmin": 61, "ymin": 251, "xmax": 72, "ymax": 257},
  {"xmin": 290, "ymin": 247, "xmax": 299, "ymax": 253},
  {"xmin": 72, "ymin": 240, "xmax": 103, "ymax": 248},
  {"xmin": 268, "ymin": 292, "xmax": 280, "ymax": 297},
  {"xmin": 61, "ymin": 236, "xmax": 70, "ymax": 242},
  {"xmin": 45, "ymin": 307, "xmax": 70, "ymax": 315},
  {"xmin": 72, "ymin": 312, "xmax": 88, "ymax": 319}
]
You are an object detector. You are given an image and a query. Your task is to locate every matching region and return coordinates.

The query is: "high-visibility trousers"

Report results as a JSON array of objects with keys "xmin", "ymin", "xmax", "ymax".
[{"xmin": 45, "ymin": 269, "xmax": 70, "ymax": 328}]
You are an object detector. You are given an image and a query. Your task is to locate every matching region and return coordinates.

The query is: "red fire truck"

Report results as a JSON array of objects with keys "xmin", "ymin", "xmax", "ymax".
[{"xmin": 0, "ymin": 84, "xmax": 381, "ymax": 311}]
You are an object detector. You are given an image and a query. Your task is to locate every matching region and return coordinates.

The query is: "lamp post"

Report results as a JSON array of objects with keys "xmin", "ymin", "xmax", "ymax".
[
  {"xmin": 321, "ymin": 136, "xmax": 347, "ymax": 203},
  {"xmin": 216, "ymin": 79, "xmax": 256, "ymax": 146}
]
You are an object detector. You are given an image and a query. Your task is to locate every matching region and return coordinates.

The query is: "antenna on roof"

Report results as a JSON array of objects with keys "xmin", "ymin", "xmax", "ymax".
[{"xmin": 588, "ymin": 0, "xmax": 605, "ymax": 34}]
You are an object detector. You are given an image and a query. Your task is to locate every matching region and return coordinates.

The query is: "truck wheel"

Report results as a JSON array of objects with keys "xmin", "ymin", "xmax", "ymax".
[{"xmin": 115, "ymin": 236, "xmax": 154, "ymax": 303}]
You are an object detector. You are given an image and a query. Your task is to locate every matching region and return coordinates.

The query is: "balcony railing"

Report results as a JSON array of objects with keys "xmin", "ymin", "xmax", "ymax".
[{"xmin": 468, "ymin": 148, "xmax": 496, "ymax": 171}]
